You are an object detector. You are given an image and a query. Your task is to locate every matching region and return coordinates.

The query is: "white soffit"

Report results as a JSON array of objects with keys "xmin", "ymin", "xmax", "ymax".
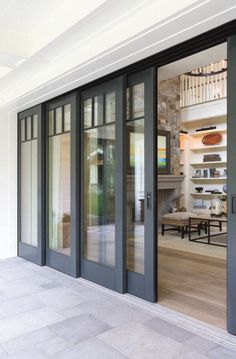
[{"xmin": 0, "ymin": 0, "xmax": 236, "ymax": 109}]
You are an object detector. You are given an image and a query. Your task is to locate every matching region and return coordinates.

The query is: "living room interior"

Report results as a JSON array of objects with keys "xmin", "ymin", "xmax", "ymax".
[{"xmin": 157, "ymin": 42, "xmax": 227, "ymax": 329}]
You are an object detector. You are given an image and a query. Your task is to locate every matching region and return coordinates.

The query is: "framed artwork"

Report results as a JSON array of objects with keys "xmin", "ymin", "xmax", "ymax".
[{"xmin": 158, "ymin": 130, "xmax": 170, "ymax": 174}]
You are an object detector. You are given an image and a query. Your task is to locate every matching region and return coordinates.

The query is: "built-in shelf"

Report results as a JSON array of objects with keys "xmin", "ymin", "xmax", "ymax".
[
  {"xmin": 191, "ymin": 177, "xmax": 227, "ymax": 182},
  {"xmin": 190, "ymin": 128, "xmax": 227, "ymax": 137},
  {"xmin": 190, "ymin": 161, "xmax": 227, "ymax": 168},
  {"xmin": 190, "ymin": 145, "xmax": 227, "ymax": 152},
  {"xmin": 191, "ymin": 192, "xmax": 227, "ymax": 198}
]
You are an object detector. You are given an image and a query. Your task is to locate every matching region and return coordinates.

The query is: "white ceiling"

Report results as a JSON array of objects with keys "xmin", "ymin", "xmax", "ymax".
[
  {"xmin": 158, "ymin": 43, "xmax": 227, "ymax": 81},
  {"xmin": 0, "ymin": 0, "xmax": 106, "ymax": 78},
  {"xmin": 0, "ymin": 0, "xmax": 236, "ymax": 109}
]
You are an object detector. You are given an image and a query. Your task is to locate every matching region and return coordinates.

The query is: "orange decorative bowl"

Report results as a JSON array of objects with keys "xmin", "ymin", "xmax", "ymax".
[{"xmin": 201, "ymin": 133, "xmax": 222, "ymax": 145}]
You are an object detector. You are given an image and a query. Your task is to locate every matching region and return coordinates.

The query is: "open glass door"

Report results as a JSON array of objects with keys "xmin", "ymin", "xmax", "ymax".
[
  {"xmin": 126, "ymin": 68, "xmax": 157, "ymax": 302},
  {"xmin": 18, "ymin": 105, "xmax": 45, "ymax": 265}
]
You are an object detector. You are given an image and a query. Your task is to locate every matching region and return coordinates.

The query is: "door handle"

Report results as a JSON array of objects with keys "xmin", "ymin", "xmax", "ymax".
[{"xmin": 146, "ymin": 192, "xmax": 152, "ymax": 209}]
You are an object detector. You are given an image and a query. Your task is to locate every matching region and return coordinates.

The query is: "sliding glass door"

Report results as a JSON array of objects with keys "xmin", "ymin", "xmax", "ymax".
[
  {"xmin": 46, "ymin": 93, "xmax": 77, "ymax": 276},
  {"xmin": 81, "ymin": 78, "xmax": 125, "ymax": 291},
  {"xmin": 126, "ymin": 69, "xmax": 157, "ymax": 302},
  {"xmin": 18, "ymin": 105, "xmax": 45, "ymax": 265}
]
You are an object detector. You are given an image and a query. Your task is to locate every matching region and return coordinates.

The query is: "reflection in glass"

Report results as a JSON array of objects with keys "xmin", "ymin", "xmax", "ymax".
[
  {"xmin": 132, "ymin": 83, "xmax": 144, "ymax": 119},
  {"xmin": 48, "ymin": 133, "xmax": 71, "ymax": 255},
  {"xmin": 94, "ymin": 95, "xmax": 103, "ymax": 126},
  {"xmin": 105, "ymin": 91, "xmax": 115, "ymax": 123},
  {"xmin": 33, "ymin": 114, "xmax": 38, "ymax": 139},
  {"xmin": 84, "ymin": 98, "xmax": 92, "ymax": 128},
  {"xmin": 26, "ymin": 116, "xmax": 31, "ymax": 140},
  {"xmin": 49, "ymin": 110, "xmax": 54, "ymax": 136},
  {"xmin": 21, "ymin": 140, "xmax": 38, "ymax": 246},
  {"xmin": 64, "ymin": 104, "xmax": 71, "ymax": 132},
  {"xmin": 83, "ymin": 124, "xmax": 115, "ymax": 266},
  {"xmin": 126, "ymin": 119, "xmax": 145, "ymax": 274},
  {"xmin": 21, "ymin": 119, "xmax": 25, "ymax": 141},
  {"xmin": 55, "ymin": 107, "xmax": 62, "ymax": 134}
]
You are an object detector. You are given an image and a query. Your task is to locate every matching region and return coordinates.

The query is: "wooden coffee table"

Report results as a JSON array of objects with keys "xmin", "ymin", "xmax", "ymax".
[{"xmin": 188, "ymin": 215, "xmax": 227, "ymax": 247}]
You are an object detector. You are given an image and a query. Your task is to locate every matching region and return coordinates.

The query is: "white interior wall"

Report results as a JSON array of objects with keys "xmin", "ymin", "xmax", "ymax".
[{"xmin": 0, "ymin": 0, "xmax": 236, "ymax": 258}]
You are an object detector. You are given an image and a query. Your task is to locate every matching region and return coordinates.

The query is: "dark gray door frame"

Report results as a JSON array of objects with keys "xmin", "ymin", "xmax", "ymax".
[
  {"xmin": 18, "ymin": 104, "xmax": 45, "ymax": 265},
  {"xmin": 126, "ymin": 67, "xmax": 157, "ymax": 302},
  {"xmin": 80, "ymin": 76, "xmax": 126, "ymax": 293},
  {"xmin": 227, "ymin": 35, "xmax": 236, "ymax": 335},
  {"xmin": 45, "ymin": 92, "xmax": 78, "ymax": 277}
]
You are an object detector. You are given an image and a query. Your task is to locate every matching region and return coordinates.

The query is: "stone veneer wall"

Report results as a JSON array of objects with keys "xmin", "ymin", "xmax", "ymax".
[{"xmin": 158, "ymin": 76, "xmax": 181, "ymax": 175}]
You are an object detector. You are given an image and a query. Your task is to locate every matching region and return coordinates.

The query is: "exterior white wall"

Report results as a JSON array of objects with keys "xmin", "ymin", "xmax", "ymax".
[{"xmin": 0, "ymin": 0, "xmax": 236, "ymax": 258}]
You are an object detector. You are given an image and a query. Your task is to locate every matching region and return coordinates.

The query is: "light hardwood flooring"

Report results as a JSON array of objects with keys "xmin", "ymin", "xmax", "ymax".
[{"xmin": 158, "ymin": 246, "xmax": 227, "ymax": 329}]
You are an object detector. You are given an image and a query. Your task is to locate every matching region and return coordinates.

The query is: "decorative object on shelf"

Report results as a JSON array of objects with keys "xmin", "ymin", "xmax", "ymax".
[
  {"xmin": 209, "ymin": 168, "xmax": 216, "ymax": 178},
  {"xmin": 223, "ymin": 184, "xmax": 228, "ymax": 194},
  {"xmin": 210, "ymin": 194, "xmax": 224, "ymax": 217},
  {"xmin": 213, "ymin": 171, "xmax": 220, "ymax": 178},
  {"xmin": 203, "ymin": 169, "xmax": 208, "ymax": 178},
  {"xmin": 196, "ymin": 126, "xmax": 216, "ymax": 132},
  {"xmin": 203, "ymin": 154, "xmax": 221, "ymax": 162},
  {"xmin": 223, "ymin": 169, "xmax": 227, "ymax": 177},
  {"xmin": 193, "ymin": 169, "xmax": 202, "ymax": 178},
  {"xmin": 202, "ymin": 133, "xmax": 222, "ymax": 146},
  {"xmin": 195, "ymin": 187, "xmax": 204, "ymax": 193},
  {"xmin": 193, "ymin": 199, "xmax": 207, "ymax": 209},
  {"xmin": 205, "ymin": 190, "xmax": 222, "ymax": 194}
]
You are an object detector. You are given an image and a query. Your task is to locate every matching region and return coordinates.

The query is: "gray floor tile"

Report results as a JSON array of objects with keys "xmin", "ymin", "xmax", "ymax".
[
  {"xmin": 51, "ymin": 337, "xmax": 127, "ymax": 359},
  {"xmin": 173, "ymin": 350, "xmax": 209, "ymax": 359},
  {"xmin": 2, "ymin": 328, "xmax": 56, "ymax": 355},
  {"xmin": 35, "ymin": 336, "xmax": 72, "ymax": 357},
  {"xmin": 33, "ymin": 287, "xmax": 86, "ymax": 310},
  {"xmin": 40, "ymin": 282, "xmax": 61, "ymax": 290},
  {"xmin": 182, "ymin": 335, "xmax": 217, "ymax": 354},
  {"xmin": 0, "ymin": 295, "xmax": 43, "ymax": 319},
  {"xmin": 50, "ymin": 313, "xmax": 111, "ymax": 344},
  {"xmin": 8, "ymin": 347, "xmax": 48, "ymax": 359},
  {"xmin": 98, "ymin": 322, "xmax": 182, "ymax": 359},
  {"xmin": 207, "ymin": 344, "xmax": 236, "ymax": 359},
  {"xmin": 144, "ymin": 317, "xmax": 194, "ymax": 343}
]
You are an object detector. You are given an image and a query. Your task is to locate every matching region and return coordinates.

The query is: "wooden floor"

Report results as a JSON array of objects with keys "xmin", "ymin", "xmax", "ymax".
[{"xmin": 158, "ymin": 247, "xmax": 227, "ymax": 329}]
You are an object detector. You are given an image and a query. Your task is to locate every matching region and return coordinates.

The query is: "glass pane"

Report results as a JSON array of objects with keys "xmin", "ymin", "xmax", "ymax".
[
  {"xmin": 33, "ymin": 114, "xmax": 38, "ymax": 139},
  {"xmin": 94, "ymin": 95, "xmax": 103, "ymax": 126},
  {"xmin": 83, "ymin": 124, "xmax": 116, "ymax": 266},
  {"xmin": 84, "ymin": 98, "xmax": 92, "ymax": 128},
  {"xmin": 64, "ymin": 104, "xmax": 71, "ymax": 132},
  {"xmin": 26, "ymin": 116, "xmax": 31, "ymax": 140},
  {"xmin": 132, "ymin": 83, "xmax": 144, "ymax": 119},
  {"xmin": 21, "ymin": 140, "xmax": 38, "ymax": 247},
  {"xmin": 31, "ymin": 140, "xmax": 38, "ymax": 247},
  {"xmin": 21, "ymin": 142, "xmax": 32, "ymax": 245},
  {"xmin": 105, "ymin": 91, "xmax": 115, "ymax": 123},
  {"xmin": 21, "ymin": 119, "xmax": 25, "ymax": 142},
  {"xmin": 55, "ymin": 107, "xmax": 62, "ymax": 134},
  {"xmin": 49, "ymin": 110, "xmax": 54, "ymax": 136},
  {"xmin": 48, "ymin": 133, "xmax": 71, "ymax": 256},
  {"xmin": 126, "ymin": 119, "xmax": 145, "ymax": 274}
]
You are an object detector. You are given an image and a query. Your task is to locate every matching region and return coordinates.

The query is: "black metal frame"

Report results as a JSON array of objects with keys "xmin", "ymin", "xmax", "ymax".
[
  {"xmin": 18, "ymin": 104, "xmax": 45, "ymax": 265},
  {"xmin": 45, "ymin": 93, "xmax": 78, "ymax": 277},
  {"xmin": 188, "ymin": 217, "xmax": 227, "ymax": 247},
  {"xmin": 16, "ymin": 19, "xmax": 236, "ymax": 335}
]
